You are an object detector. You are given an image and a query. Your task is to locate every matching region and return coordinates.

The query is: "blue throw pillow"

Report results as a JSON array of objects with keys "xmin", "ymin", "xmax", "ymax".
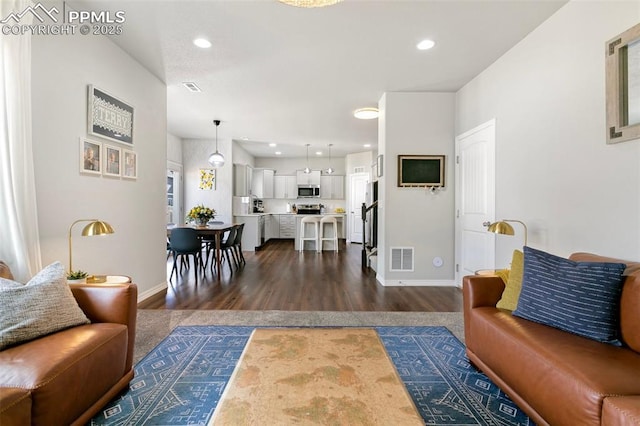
[{"xmin": 513, "ymin": 246, "xmax": 626, "ymax": 345}]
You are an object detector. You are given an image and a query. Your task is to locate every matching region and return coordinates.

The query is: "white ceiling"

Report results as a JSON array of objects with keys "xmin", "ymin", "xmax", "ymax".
[{"xmin": 78, "ymin": 0, "xmax": 567, "ymax": 158}]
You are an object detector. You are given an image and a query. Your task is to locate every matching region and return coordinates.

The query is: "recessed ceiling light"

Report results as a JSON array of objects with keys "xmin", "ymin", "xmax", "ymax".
[
  {"xmin": 364, "ymin": 144, "xmax": 371, "ymax": 148},
  {"xmin": 269, "ymin": 143, "xmax": 277, "ymax": 147},
  {"xmin": 417, "ymin": 39, "xmax": 435, "ymax": 50},
  {"xmin": 316, "ymin": 151, "xmax": 322, "ymax": 156},
  {"xmin": 242, "ymin": 137, "xmax": 249, "ymax": 141},
  {"xmin": 193, "ymin": 38, "xmax": 212, "ymax": 48},
  {"xmin": 354, "ymin": 108, "xmax": 379, "ymax": 120},
  {"xmin": 275, "ymin": 151, "xmax": 282, "ymax": 155}
]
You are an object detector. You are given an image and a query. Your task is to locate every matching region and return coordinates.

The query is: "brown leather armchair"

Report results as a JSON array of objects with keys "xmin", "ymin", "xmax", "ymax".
[{"xmin": 0, "ymin": 282, "xmax": 137, "ymax": 425}]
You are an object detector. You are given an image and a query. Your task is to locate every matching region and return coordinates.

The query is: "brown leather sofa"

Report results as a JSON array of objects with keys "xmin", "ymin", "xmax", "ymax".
[
  {"xmin": 463, "ymin": 252, "xmax": 640, "ymax": 426},
  {"xmin": 0, "ymin": 266, "xmax": 137, "ymax": 425}
]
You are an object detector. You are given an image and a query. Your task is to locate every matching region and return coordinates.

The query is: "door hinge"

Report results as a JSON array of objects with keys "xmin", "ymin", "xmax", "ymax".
[
  {"xmin": 456, "ymin": 209, "xmax": 460, "ymax": 218},
  {"xmin": 455, "ymin": 264, "xmax": 459, "ymax": 272},
  {"xmin": 456, "ymin": 155, "xmax": 460, "ymax": 164}
]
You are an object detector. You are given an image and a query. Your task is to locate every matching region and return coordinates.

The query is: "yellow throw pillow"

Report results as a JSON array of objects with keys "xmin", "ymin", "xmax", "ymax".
[
  {"xmin": 496, "ymin": 249, "xmax": 524, "ymax": 311},
  {"xmin": 495, "ymin": 268, "xmax": 510, "ymax": 285}
]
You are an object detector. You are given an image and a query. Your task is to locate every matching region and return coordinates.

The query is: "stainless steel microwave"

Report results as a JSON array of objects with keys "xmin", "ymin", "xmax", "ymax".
[{"xmin": 297, "ymin": 185, "xmax": 320, "ymax": 198}]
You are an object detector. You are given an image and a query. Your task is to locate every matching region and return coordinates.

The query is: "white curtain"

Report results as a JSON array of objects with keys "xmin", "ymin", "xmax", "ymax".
[{"xmin": 0, "ymin": 0, "xmax": 42, "ymax": 282}]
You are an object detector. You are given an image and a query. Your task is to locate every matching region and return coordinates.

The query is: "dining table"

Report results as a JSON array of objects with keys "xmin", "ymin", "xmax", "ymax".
[{"xmin": 167, "ymin": 223, "xmax": 236, "ymax": 280}]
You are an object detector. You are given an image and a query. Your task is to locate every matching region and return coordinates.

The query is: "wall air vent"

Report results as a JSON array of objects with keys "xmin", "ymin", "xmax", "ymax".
[
  {"xmin": 182, "ymin": 82, "xmax": 202, "ymax": 93},
  {"xmin": 354, "ymin": 166, "xmax": 366, "ymax": 173},
  {"xmin": 390, "ymin": 247, "xmax": 414, "ymax": 271}
]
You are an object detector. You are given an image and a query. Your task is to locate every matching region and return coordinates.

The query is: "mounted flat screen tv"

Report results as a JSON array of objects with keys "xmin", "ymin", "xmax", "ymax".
[{"xmin": 397, "ymin": 155, "xmax": 445, "ymax": 187}]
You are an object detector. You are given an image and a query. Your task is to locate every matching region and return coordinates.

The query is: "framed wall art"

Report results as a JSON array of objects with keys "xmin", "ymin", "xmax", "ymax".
[
  {"xmin": 606, "ymin": 22, "xmax": 640, "ymax": 144},
  {"xmin": 199, "ymin": 168, "xmax": 216, "ymax": 190},
  {"xmin": 88, "ymin": 85, "xmax": 134, "ymax": 145},
  {"xmin": 103, "ymin": 144, "xmax": 121, "ymax": 177},
  {"xmin": 122, "ymin": 149, "xmax": 137, "ymax": 180},
  {"xmin": 80, "ymin": 138, "xmax": 102, "ymax": 175}
]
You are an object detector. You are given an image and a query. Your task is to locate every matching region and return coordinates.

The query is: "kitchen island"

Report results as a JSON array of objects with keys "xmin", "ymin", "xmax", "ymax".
[{"xmin": 233, "ymin": 213, "xmax": 346, "ymax": 251}]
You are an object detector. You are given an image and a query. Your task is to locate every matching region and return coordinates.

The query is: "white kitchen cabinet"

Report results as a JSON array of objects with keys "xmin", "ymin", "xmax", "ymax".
[
  {"xmin": 274, "ymin": 175, "xmax": 297, "ymax": 199},
  {"xmin": 233, "ymin": 164, "xmax": 253, "ymax": 197},
  {"xmin": 234, "ymin": 215, "xmax": 266, "ymax": 251},
  {"xmin": 296, "ymin": 170, "xmax": 321, "ymax": 186},
  {"xmin": 279, "ymin": 214, "xmax": 296, "ymax": 238},
  {"xmin": 266, "ymin": 214, "xmax": 280, "ymax": 240},
  {"xmin": 320, "ymin": 175, "xmax": 345, "ymax": 199},
  {"xmin": 252, "ymin": 168, "xmax": 275, "ymax": 199}
]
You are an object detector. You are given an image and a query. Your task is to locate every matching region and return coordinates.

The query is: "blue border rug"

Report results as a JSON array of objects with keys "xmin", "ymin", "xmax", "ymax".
[{"xmin": 90, "ymin": 326, "xmax": 531, "ymax": 425}]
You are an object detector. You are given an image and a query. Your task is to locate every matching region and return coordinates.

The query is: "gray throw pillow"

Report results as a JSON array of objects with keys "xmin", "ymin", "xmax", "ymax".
[{"xmin": 0, "ymin": 261, "xmax": 90, "ymax": 350}]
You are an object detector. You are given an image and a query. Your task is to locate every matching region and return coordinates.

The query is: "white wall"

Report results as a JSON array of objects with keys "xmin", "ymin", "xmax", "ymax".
[
  {"xmin": 378, "ymin": 92, "xmax": 456, "ymax": 285},
  {"xmin": 182, "ymin": 138, "xmax": 233, "ymax": 223},
  {"xmin": 456, "ymin": 0, "xmax": 640, "ymax": 265},
  {"xmin": 31, "ymin": 33, "xmax": 167, "ymax": 300},
  {"xmin": 167, "ymin": 133, "xmax": 182, "ymax": 164}
]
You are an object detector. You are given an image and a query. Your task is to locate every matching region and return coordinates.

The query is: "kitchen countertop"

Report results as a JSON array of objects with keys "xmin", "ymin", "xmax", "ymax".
[{"xmin": 233, "ymin": 213, "xmax": 346, "ymax": 217}]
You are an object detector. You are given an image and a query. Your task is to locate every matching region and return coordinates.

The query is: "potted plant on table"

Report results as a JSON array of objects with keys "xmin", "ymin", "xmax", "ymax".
[
  {"xmin": 67, "ymin": 270, "xmax": 89, "ymax": 284},
  {"xmin": 186, "ymin": 204, "xmax": 216, "ymax": 227}
]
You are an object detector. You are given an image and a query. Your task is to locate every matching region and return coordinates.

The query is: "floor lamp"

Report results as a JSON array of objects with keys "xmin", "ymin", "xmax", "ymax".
[{"xmin": 68, "ymin": 219, "xmax": 114, "ymax": 273}]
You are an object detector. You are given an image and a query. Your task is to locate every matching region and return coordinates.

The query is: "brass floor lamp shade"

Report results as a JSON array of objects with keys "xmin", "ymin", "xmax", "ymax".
[
  {"xmin": 68, "ymin": 219, "xmax": 114, "ymax": 272},
  {"xmin": 484, "ymin": 219, "xmax": 528, "ymax": 246}
]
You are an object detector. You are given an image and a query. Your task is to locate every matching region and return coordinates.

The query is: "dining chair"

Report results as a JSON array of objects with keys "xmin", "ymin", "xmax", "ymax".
[
  {"xmin": 232, "ymin": 223, "xmax": 246, "ymax": 266},
  {"xmin": 217, "ymin": 225, "xmax": 239, "ymax": 273},
  {"xmin": 168, "ymin": 228, "xmax": 204, "ymax": 283}
]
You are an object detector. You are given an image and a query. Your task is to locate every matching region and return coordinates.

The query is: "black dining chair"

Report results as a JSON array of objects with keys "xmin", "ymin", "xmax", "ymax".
[
  {"xmin": 232, "ymin": 223, "xmax": 246, "ymax": 266},
  {"xmin": 168, "ymin": 228, "xmax": 203, "ymax": 283},
  {"xmin": 216, "ymin": 226, "xmax": 238, "ymax": 273}
]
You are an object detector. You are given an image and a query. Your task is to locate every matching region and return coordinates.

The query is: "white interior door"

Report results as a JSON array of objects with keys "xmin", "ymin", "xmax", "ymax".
[
  {"xmin": 455, "ymin": 119, "xmax": 496, "ymax": 285},
  {"xmin": 349, "ymin": 173, "xmax": 369, "ymax": 243}
]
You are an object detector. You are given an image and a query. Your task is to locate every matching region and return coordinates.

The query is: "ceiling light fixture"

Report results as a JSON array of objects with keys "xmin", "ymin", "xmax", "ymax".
[
  {"xmin": 208, "ymin": 119, "xmax": 225, "ymax": 168},
  {"xmin": 278, "ymin": 0, "xmax": 341, "ymax": 8},
  {"xmin": 269, "ymin": 143, "xmax": 277, "ymax": 147},
  {"xmin": 275, "ymin": 151, "xmax": 282, "ymax": 155},
  {"xmin": 354, "ymin": 107, "xmax": 379, "ymax": 120},
  {"xmin": 326, "ymin": 144, "xmax": 334, "ymax": 175},
  {"xmin": 303, "ymin": 144, "xmax": 311, "ymax": 174},
  {"xmin": 182, "ymin": 82, "xmax": 202, "ymax": 92},
  {"xmin": 193, "ymin": 38, "xmax": 212, "ymax": 48},
  {"xmin": 417, "ymin": 39, "xmax": 436, "ymax": 50}
]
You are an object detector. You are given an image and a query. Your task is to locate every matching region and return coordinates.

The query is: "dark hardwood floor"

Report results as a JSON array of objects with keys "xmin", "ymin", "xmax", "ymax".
[{"xmin": 141, "ymin": 239, "xmax": 463, "ymax": 312}]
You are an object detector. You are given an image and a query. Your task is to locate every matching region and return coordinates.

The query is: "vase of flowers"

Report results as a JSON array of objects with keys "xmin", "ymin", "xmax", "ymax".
[{"xmin": 186, "ymin": 204, "xmax": 216, "ymax": 227}]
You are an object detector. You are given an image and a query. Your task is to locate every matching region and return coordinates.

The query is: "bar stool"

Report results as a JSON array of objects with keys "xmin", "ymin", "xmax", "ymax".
[
  {"xmin": 299, "ymin": 216, "xmax": 320, "ymax": 252},
  {"xmin": 320, "ymin": 215, "xmax": 339, "ymax": 252}
]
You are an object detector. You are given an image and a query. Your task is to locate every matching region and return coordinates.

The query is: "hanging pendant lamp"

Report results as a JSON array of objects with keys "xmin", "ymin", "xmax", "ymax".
[
  {"xmin": 208, "ymin": 119, "xmax": 225, "ymax": 168},
  {"xmin": 326, "ymin": 144, "xmax": 334, "ymax": 174},
  {"xmin": 303, "ymin": 144, "xmax": 311, "ymax": 174}
]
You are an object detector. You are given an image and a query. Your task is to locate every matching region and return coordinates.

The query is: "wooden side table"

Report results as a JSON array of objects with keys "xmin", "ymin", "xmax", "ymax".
[{"xmin": 86, "ymin": 275, "xmax": 131, "ymax": 284}]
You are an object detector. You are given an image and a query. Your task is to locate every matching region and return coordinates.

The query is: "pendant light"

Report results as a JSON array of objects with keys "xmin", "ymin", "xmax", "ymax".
[
  {"xmin": 208, "ymin": 119, "xmax": 225, "ymax": 168},
  {"xmin": 326, "ymin": 144, "xmax": 334, "ymax": 174},
  {"xmin": 303, "ymin": 144, "xmax": 311, "ymax": 174}
]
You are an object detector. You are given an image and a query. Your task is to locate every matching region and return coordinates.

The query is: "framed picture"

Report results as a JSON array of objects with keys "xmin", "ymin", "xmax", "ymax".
[
  {"xmin": 88, "ymin": 85, "xmax": 134, "ymax": 145},
  {"xmin": 80, "ymin": 139, "xmax": 102, "ymax": 175},
  {"xmin": 606, "ymin": 22, "xmax": 640, "ymax": 144},
  {"xmin": 122, "ymin": 149, "xmax": 137, "ymax": 180},
  {"xmin": 199, "ymin": 168, "xmax": 216, "ymax": 190},
  {"xmin": 103, "ymin": 145, "xmax": 121, "ymax": 177}
]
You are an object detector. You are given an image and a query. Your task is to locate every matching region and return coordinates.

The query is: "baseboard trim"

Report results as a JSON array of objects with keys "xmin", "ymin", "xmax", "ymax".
[
  {"xmin": 138, "ymin": 281, "xmax": 167, "ymax": 304},
  {"xmin": 376, "ymin": 277, "xmax": 458, "ymax": 287}
]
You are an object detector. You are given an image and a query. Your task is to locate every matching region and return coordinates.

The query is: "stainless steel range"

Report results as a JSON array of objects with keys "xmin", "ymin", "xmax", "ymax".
[{"xmin": 296, "ymin": 204, "xmax": 321, "ymax": 214}]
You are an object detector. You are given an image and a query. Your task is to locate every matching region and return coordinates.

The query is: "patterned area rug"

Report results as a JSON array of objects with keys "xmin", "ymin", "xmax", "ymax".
[{"xmin": 90, "ymin": 326, "xmax": 532, "ymax": 425}]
